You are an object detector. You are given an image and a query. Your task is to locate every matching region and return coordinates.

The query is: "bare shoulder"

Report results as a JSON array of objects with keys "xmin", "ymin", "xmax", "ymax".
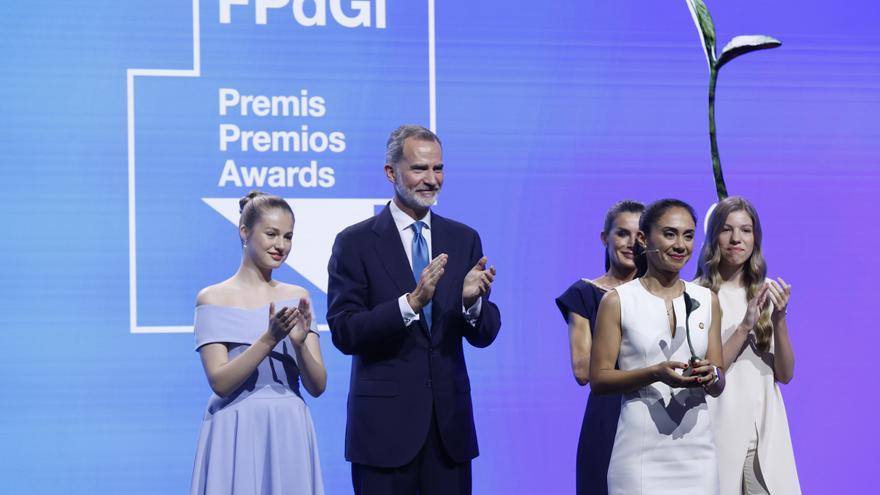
[
  {"xmin": 597, "ymin": 289, "xmax": 621, "ymax": 319},
  {"xmin": 196, "ymin": 279, "xmax": 237, "ymax": 307},
  {"xmin": 600, "ymin": 289, "xmax": 621, "ymax": 307},
  {"xmin": 595, "ymin": 289, "xmax": 622, "ymax": 335},
  {"xmin": 275, "ymin": 282, "xmax": 310, "ymax": 301}
]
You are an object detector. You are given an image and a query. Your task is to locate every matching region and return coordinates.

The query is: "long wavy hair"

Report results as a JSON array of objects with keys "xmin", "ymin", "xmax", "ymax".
[{"xmin": 696, "ymin": 196, "xmax": 773, "ymax": 352}]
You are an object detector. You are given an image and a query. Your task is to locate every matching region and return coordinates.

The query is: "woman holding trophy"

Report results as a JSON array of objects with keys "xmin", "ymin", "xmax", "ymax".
[{"xmin": 590, "ymin": 198, "xmax": 724, "ymax": 494}]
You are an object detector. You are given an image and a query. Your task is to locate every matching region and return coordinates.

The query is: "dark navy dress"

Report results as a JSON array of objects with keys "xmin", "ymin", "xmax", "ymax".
[{"xmin": 556, "ymin": 279, "xmax": 621, "ymax": 495}]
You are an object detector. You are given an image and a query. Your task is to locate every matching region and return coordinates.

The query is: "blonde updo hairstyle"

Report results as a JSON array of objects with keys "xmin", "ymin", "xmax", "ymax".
[
  {"xmin": 696, "ymin": 196, "xmax": 773, "ymax": 352},
  {"xmin": 238, "ymin": 190, "xmax": 294, "ymax": 246}
]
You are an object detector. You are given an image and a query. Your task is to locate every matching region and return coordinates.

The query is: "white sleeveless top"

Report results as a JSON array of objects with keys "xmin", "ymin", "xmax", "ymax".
[
  {"xmin": 607, "ymin": 279, "xmax": 719, "ymax": 495},
  {"xmin": 708, "ymin": 285, "xmax": 801, "ymax": 495}
]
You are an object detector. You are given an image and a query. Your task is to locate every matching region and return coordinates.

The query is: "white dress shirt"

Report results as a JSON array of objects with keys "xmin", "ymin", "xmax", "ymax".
[{"xmin": 389, "ymin": 199, "xmax": 482, "ymax": 327}]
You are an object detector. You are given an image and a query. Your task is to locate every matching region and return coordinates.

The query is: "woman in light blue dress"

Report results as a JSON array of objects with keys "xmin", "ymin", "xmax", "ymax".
[{"xmin": 190, "ymin": 191, "xmax": 326, "ymax": 495}]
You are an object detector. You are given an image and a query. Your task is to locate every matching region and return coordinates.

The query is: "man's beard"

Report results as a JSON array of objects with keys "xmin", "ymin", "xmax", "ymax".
[{"xmin": 395, "ymin": 178, "xmax": 439, "ymax": 209}]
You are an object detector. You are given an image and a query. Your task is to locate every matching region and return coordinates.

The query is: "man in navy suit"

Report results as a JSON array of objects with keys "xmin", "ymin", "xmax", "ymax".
[{"xmin": 327, "ymin": 124, "xmax": 502, "ymax": 494}]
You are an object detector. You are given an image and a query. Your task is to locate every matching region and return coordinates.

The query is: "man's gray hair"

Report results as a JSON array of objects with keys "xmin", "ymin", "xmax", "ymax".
[{"xmin": 385, "ymin": 124, "xmax": 442, "ymax": 168}]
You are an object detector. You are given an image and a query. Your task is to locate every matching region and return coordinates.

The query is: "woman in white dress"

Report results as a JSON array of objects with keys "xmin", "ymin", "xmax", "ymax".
[
  {"xmin": 591, "ymin": 198, "xmax": 724, "ymax": 495},
  {"xmin": 696, "ymin": 196, "xmax": 800, "ymax": 495}
]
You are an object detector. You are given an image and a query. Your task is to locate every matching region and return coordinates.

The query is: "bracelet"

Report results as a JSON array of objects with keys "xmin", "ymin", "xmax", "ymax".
[{"xmin": 703, "ymin": 365, "xmax": 720, "ymax": 389}]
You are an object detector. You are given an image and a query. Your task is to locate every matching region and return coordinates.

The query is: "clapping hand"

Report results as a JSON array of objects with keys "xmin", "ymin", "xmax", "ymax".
[
  {"xmin": 767, "ymin": 277, "xmax": 791, "ymax": 322},
  {"xmin": 267, "ymin": 302, "xmax": 297, "ymax": 344},
  {"xmin": 289, "ymin": 298, "xmax": 313, "ymax": 347},
  {"xmin": 462, "ymin": 256, "xmax": 496, "ymax": 307},
  {"xmin": 407, "ymin": 254, "xmax": 448, "ymax": 313},
  {"xmin": 742, "ymin": 283, "xmax": 770, "ymax": 331}
]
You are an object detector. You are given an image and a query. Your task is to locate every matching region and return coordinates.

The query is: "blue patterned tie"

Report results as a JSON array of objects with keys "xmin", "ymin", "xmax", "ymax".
[{"xmin": 411, "ymin": 221, "xmax": 432, "ymax": 331}]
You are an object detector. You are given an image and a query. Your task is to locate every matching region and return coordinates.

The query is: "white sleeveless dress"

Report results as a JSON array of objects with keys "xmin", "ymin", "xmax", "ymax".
[
  {"xmin": 607, "ymin": 280, "xmax": 720, "ymax": 495},
  {"xmin": 708, "ymin": 285, "xmax": 800, "ymax": 495}
]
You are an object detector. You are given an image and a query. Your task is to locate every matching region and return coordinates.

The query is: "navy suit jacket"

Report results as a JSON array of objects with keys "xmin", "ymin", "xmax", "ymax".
[{"xmin": 327, "ymin": 205, "xmax": 502, "ymax": 468}]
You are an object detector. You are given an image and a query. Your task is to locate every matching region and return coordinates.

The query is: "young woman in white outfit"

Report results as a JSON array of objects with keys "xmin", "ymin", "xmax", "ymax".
[
  {"xmin": 696, "ymin": 196, "xmax": 800, "ymax": 495},
  {"xmin": 591, "ymin": 199, "xmax": 724, "ymax": 495}
]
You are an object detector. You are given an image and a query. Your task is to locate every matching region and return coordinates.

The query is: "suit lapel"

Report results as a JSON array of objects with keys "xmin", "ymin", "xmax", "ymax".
[
  {"xmin": 372, "ymin": 205, "xmax": 417, "ymax": 295},
  {"xmin": 429, "ymin": 213, "xmax": 458, "ymax": 341},
  {"xmin": 373, "ymin": 206, "xmax": 459, "ymax": 341}
]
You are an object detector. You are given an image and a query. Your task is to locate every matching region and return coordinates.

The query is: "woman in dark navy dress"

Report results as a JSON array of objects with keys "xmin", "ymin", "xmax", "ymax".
[{"xmin": 555, "ymin": 200, "xmax": 644, "ymax": 495}]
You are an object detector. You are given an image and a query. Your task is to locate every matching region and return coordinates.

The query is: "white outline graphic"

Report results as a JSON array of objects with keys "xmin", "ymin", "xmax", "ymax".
[
  {"xmin": 127, "ymin": 0, "xmax": 436, "ymax": 333},
  {"xmin": 428, "ymin": 0, "xmax": 436, "ymax": 132}
]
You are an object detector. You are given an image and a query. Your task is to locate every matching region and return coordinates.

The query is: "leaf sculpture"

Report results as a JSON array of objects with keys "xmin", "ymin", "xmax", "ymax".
[
  {"xmin": 684, "ymin": 0, "xmax": 781, "ymax": 200},
  {"xmin": 683, "ymin": 292, "xmax": 701, "ymax": 362},
  {"xmin": 685, "ymin": 0, "xmax": 717, "ymax": 66},
  {"xmin": 717, "ymin": 35, "xmax": 782, "ymax": 70}
]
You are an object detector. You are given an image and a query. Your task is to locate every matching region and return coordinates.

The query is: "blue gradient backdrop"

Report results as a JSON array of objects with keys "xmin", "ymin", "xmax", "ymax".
[{"xmin": 1, "ymin": 1, "xmax": 877, "ymax": 493}]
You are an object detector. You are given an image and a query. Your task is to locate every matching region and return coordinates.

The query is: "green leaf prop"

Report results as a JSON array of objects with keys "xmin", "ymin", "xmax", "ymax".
[
  {"xmin": 684, "ymin": 1, "xmax": 781, "ymax": 200},
  {"xmin": 685, "ymin": 0, "xmax": 717, "ymax": 67},
  {"xmin": 717, "ymin": 35, "xmax": 782, "ymax": 70}
]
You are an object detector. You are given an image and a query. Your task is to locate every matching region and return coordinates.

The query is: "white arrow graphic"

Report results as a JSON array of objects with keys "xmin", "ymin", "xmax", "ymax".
[{"xmin": 203, "ymin": 197, "xmax": 388, "ymax": 293}]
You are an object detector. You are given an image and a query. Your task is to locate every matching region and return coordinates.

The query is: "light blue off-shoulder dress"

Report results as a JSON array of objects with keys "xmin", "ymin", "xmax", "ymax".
[{"xmin": 190, "ymin": 299, "xmax": 324, "ymax": 495}]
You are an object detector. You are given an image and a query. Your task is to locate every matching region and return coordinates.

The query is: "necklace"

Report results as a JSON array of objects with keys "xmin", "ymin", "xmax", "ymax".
[
  {"xmin": 640, "ymin": 278, "xmax": 683, "ymax": 335},
  {"xmin": 639, "ymin": 277, "xmax": 685, "ymax": 300}
]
